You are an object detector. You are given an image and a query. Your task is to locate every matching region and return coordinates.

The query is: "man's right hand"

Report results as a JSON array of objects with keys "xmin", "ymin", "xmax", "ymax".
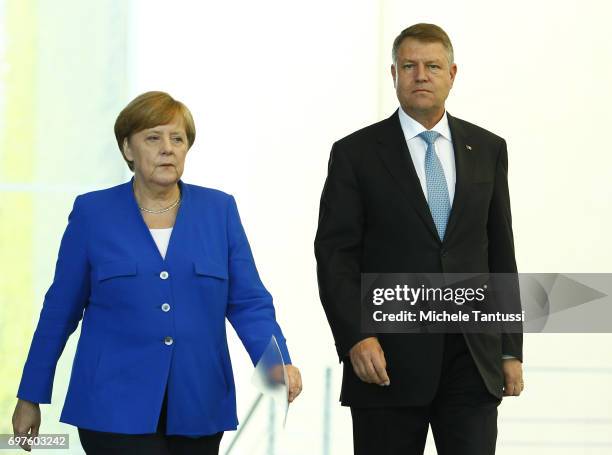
[
  {"xmin": 12, "ymin": 399, "xmax": 41, "ymax": 452},
  {"xmin": 349, "ymin": 337, "xmax": 390, "ymax": 386}
]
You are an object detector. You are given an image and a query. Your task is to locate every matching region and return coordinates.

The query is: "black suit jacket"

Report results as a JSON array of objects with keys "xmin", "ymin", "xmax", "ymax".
[{"xmin": 315, "ymin": 110, "xmax": 522, "ymax": 406}]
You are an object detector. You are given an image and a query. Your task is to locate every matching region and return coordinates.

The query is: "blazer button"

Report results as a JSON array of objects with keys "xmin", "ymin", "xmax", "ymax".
[
  {"xmin": 160, "ymin": 271, "xmax": 169, "ymax": 280},
  {"xmin": 161, "ymin": 303, "xmax": 171, "ymax": 312},
  {"xmin": 164, "ymin": 336, "xmax": 174, "ymax": 346},
  {"xmin": 440, "ymin": 249, "xmax": 448, "ymax": 258}
]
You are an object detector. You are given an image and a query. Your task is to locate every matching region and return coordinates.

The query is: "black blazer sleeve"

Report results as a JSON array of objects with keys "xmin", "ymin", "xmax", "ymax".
[
  {"xmin": 487, "ymin": 139, "xmax": 523, "ymax": 361},
  {"xmin": 315, "ymin": 143, "xmax": 373, "ymax": 360}
]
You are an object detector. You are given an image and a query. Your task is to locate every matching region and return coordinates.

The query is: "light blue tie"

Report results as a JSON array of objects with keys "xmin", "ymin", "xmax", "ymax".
[{"xmin": 418, "ymin": 130, "xmax": 450, "ymax": 241}]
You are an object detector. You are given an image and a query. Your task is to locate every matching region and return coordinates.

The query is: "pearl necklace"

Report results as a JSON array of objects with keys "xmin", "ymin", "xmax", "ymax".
[
  {"xmin": 139, "ymin": 197, "xmax": 181, "ymax": 214},
  {"xmin": 134, "ymin": 181, "xmax": 181, "ymax": 214}
]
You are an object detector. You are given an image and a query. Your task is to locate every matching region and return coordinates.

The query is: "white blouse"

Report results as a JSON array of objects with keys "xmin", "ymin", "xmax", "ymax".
[{"xmin": 149, "ymin": 227, "xmax": 173, "ymax": 259}]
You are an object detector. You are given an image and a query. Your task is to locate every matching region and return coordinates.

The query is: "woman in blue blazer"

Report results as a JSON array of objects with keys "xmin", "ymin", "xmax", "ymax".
[{"xmin": 12, "ymin": 91, "xmax": 302, "ymax": 454}]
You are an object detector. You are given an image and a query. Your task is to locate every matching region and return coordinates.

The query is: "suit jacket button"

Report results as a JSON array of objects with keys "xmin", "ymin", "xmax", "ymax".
[
  {"xmin": 161, "ymin": 303, "xmax": 171, "ymax": 312},
  {"xmin": 164, "ymin": 336, "xmax": 174, "ymax": 346},
  {"xmin": 440, "ymin": 250, "xmax": 448, "ymax": 258},
  {"xmin": 160, "ymin": 271, "xmax": 169, "ymax": 280}
]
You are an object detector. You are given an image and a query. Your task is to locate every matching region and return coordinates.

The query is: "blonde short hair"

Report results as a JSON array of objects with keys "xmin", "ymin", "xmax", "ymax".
[
  {"xmin": 392, "ymin": 23, "xmax": 454, "ymax": 66},
  {"xmin": 114, "ymin": 91, "xmax": 196, "ymax": 171}
]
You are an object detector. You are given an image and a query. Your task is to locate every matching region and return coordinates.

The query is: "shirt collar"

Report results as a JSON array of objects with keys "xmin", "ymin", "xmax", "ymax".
[{"xmin": 398, "ymin": 107, "xmax": 452, "ymax": 142}]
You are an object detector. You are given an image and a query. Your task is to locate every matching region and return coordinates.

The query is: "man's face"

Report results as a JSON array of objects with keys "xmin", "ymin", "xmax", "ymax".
[{"xmin": 391, "ymin": 38, "xmax": 457, "ymax": 117}]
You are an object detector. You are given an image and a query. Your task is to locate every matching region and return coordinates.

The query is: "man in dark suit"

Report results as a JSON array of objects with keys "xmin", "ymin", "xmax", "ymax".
[{"xmin": 315, "ymin": 23, "xmax": 523, "ymax": 454}]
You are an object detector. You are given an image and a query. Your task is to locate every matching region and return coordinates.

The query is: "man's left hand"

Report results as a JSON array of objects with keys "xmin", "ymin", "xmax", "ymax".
[{"xmin": 502, "ymin": 358, "xmax": 524, "ymax": 397}]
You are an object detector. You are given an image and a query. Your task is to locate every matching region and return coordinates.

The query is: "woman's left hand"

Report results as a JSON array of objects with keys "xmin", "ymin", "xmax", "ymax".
[{"xmin": 286, "ymin": 365, "xmax": 302, "ymax": 403}]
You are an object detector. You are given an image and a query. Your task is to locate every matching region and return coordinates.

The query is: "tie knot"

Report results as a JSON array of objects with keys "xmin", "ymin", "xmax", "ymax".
[{"xmin": 418, "ymin": 130, "xmax": 440, "ymax": 145}]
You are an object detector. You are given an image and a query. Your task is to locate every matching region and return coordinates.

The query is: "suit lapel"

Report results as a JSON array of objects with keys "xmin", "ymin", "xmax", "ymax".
[
  {"xmin": 376, "ymin": 110, "xmax": 440, "ymax": 241},
  {"xmin": 162, "ymin": 179, "xmax": 189, "ymax": 264},
  {"xmin": 375, "ymin": 110, "xmax": 477, "ymax": 245},
  {"xmin": 123, "ymin": 176, "xmax": 190, "ymax": 265},
  {"xmin": 444, "ymin": 113, "xmax": 474, "ymax": 243}
]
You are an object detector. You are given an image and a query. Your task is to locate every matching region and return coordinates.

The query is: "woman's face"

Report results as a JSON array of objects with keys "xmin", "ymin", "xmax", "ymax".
[{"xmin": 123, "ymin": 117, "xmax": 189, "ymax": 187}]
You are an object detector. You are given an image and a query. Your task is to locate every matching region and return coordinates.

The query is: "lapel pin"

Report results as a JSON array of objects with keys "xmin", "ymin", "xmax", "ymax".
[{"xmin": 465, "ymin": 144, "xmax": 472, "ymax": 150}]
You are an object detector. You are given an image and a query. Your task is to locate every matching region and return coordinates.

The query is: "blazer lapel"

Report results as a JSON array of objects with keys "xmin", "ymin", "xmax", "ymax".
[
  {"xmin": 376, "ymin": 110, "xmax": 440, "ymax": 241},
  {"xmin": 123, "ymin": 176, "xmax": 190, "ymax": 265},
  {"xmin": 161, "ymin": 178, "xmax": 189, "ymax": 264},
  {"xmin": 443, "ymin": 113, "xmax": 474, "ymax": 243}
]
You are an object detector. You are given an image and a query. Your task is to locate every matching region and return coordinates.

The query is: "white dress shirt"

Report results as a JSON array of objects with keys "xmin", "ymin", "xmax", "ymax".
[
  {"xmin": 398, "ymin": 107, "xmax": 456, "ymax": 203},
  {"xmin": 149, "ymin": 227, "xmax": 173, "ymax": 259}
]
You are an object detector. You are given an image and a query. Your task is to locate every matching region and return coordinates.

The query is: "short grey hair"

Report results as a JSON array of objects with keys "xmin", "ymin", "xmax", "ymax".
[{"xmin": 392, "ymin": 23, "xmax": 454, "ymax": 66}]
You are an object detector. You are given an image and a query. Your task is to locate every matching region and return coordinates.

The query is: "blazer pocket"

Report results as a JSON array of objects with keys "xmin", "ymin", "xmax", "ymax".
[
  {"xmin": 97, "ymin": 260, "xmax": 138, "ymax": 282},
  {"xmin": 193, "ymin": 260, "xmax": 228, "ymax": 280}
]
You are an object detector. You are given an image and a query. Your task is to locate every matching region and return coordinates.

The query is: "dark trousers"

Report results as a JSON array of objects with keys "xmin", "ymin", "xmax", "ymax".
[
  {"xmin": 351, "ymin": 334, "xmax": 501, "ymax": 455},
  {"xmin": 78, "ymin": 387, "xmax": 223, "ymax": 455}
]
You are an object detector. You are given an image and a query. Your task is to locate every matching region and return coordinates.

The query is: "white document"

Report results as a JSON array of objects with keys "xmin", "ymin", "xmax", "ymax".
[{"xmin": 251, "ymin": 335, "xmax": 289, "ymax": 427}]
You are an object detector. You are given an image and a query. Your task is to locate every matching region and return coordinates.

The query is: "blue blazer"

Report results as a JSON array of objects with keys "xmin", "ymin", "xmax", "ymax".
[{"xmin": 17, "ymin": 178, "xmax": 291, "ymax": 436}]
